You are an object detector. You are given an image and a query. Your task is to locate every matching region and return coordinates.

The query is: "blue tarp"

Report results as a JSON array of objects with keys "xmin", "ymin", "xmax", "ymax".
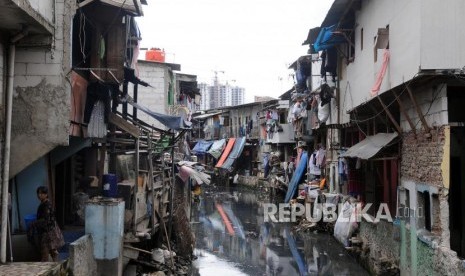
[
  {"xmin": 192, "ymin": 140, "xmax": 213, "ymax": 154},
  {"xmin": 126, "ymin": 96, "xmax": 192, "ymax": 130},
  {"xmin": 221, "ymin": 137, "xmax": 246, "ymax": 170},
  {"xmin": 313, "ymin": 24, "xmax": 346, "ymax": 52},
  {"xmin": 285, "ymin": 151, "xmax": 308, "ymax": 203}
]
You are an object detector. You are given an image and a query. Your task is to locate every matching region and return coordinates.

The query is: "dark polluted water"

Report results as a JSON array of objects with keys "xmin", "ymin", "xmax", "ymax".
[{"xmin": 190, "ymin": 185, "xmax": 369, "ymax": 276}]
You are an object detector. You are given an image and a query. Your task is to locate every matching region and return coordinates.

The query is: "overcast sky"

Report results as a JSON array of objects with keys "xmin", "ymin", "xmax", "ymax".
[{"xmin": 136, "ymin": 0, "xmax": 333, "ymax": 103}]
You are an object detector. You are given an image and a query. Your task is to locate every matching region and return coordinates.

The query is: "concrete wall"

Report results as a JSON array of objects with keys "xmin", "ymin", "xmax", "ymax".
[
  {"xmin": 420, "ymin": 0, "xmax": 465, "ymax": 70},
  {"xmin": 10, "ymin": 0, "xmax": 76, "ymax": 177},
  {"xmin": 344, "ymin": 0, "xmax": 422, "ymax": 109},
  {"xmin": 399, "ymin": 84, "xmax": 448, "ymax": 132},
  {"xmin": 69, "ymin": 234, "xmax": 98, "ymax": 276},
  {"xmin": 130, "ymin": 60, "xmax": 169, "ymax": 130},
  {"xmin": 359, "ymin": 220, "xmax": 400, "ymax": 275},
  {"xmin": 27, "ymin": 0, "xmax": 55, "ymax": 24}
]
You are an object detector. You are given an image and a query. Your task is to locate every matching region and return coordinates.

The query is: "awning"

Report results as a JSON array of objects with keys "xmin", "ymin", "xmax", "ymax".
[
  {"xmin": 340, "ymin": 132, "xmax": 398, "ymax": 160},
  {"xmin": 313, "ymin": 24, "xmax": 346, "ymax": 52},
  {"xmin": 208, "ymin": 139, "xmax": 226, "ymax": 159},
  {"xmin": 125, "ymin": 95, "xmax": 191, "ymax": 130},
  {"xmin": 192, "ymin": 140, "xmax": 213, "ymax": 154},
  {"xmin": 216, "ymin": 139, "xmax": 236, "ymax": 168},
  {"xmin": 221, "ymin": 137, "xmax": 246, "ymax": 170},
  {"xmin": 79, "ymin": 0, "xmax": 144, "ymax": 16},
  {"xmin": 193, "ymin": 111, "xmax": 225, "ymax": 120}
]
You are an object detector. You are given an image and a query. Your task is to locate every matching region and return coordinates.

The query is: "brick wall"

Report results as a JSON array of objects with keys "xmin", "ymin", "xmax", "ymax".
[{"xmin": 401, "ymin": 127, "xmax": 445, "ymax": 186}]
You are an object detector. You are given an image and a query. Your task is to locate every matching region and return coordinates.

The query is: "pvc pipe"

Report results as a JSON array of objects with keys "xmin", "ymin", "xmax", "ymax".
[{"xmin": 1, "ymin": 44, "xmax": 15, "ymax": 263}]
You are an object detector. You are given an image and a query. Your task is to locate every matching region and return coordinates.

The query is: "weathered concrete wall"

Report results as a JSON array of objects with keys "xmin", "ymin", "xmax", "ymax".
[
  {"xmin": 359, "ymin": 220, "xmax": 400, "ymax": 274},
  {"xmin": 27, "ymin": 0, "xmax": 55, "ymax": 24},
  {"xmin": 401, "ymin": 127, "xmax": 445, "ymax": 187},
  {"xmin": 399, "ymin": 84, "xmax": 448, "ymax": 133},
  {"xmin": 10, "ymin": 0, "xmax": 75, "ymax": 177},
  {"xmin": 129, "ymin": 60, "xmax": 169, "ymax": 130},
  {"xmin": 69, "ymin": 234, "xmax": 98, "ymax": 276}
]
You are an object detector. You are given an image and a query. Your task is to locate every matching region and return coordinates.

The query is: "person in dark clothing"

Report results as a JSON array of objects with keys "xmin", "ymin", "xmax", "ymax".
[{"xmin": 28, "ymin": 186, "xmax": 64, "ymax": 261}]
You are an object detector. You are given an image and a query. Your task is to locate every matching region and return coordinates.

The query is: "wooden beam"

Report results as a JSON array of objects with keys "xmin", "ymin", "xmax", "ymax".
[
  {"xmin": 377, "ymin": 96, "xmax": 402, "ymax": 134},
  {"xmin": 406, "ymin": 86, "xmax": 431, "ymax": 133},
  {"xmin": 393, "ymin": 90, "xmax": 416, "ymax": 137},
  {"xmin": 108, "ymin": 112, "xmax": 140, "ymax": 138}
]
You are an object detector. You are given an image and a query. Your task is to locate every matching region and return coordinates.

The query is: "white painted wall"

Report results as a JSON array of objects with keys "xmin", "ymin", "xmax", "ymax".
[
  {"xmin": 339, "ymin": 0, "xmax": 465, "ymax": 119},
  {"xmin": 27, "ymin": 0, "xmax": 55, "ymax": 24},
  {"xmin": 400, "ymin": 84, "xmax": 448, "ymax": 132},
  {"xmin": 420, "ymin": 1, "xmax": 465, "ymax": 70},
  {"xmin": 342, "ymin": 0, "xmax": 422, "ymax": 112},
  {"xmin": 131, "ymin": 61, "xmax": 169, "ymax": 130}
]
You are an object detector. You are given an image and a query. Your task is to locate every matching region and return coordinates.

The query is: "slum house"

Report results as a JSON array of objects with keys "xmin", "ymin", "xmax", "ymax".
[
  {"xmin": 0, "ymin": 0, "xmax": 80, "ymax": 267},
  {"xmin": 298, "ymin": 0, "xmax": 465, "ymax": 275},
  {"xmin": 192, "ymin": 101, "xmax": 270, "ymax": 185},
  {"xmin": 0, "ymin": 0, "xmax": 199, "ymax": 274}
]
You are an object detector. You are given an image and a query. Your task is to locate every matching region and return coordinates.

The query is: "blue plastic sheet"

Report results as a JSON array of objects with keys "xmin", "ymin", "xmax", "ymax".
[
  {"xmin": 221, "ymin": 137, "xmax": 246, "ymax": 170},
  {"xmin": 285, "ymin": 151, "xmax": 308, "ymax": 203},
  {"xmin": 313, "ymin": 24, "xmax": 346, "ymax": 52},
  {"xmin": 192, "ymin": 140, "xmax": 213, "ymax": 154}
]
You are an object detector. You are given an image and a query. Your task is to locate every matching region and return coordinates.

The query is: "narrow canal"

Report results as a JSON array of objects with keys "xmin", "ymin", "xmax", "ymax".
[{"xmin": 190, "ymin": 185, "xmax": 369, "ymax": 276}]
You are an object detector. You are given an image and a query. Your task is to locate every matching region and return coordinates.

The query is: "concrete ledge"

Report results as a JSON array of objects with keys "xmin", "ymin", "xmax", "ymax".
[{"xmin": 69, "ymin": 234, "xmax": 97, "ymax": 276}]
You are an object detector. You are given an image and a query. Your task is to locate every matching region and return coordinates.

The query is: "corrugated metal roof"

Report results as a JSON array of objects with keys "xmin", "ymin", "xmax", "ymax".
[
  {"xmin": 193, "ymin": 111, "xmax": 225, "ymax": 120},
  {"xmin": 340, "ymin": 132, "xmax": 398, "ymax": 160}
]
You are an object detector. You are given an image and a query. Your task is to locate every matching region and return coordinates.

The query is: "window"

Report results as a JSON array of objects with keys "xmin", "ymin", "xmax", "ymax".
[{"xmin": 374, "ymin": 27, "xmax": 389, "ymax": 62}]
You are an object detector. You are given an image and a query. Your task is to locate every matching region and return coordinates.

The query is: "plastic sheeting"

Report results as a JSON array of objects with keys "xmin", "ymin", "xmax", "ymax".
[
  {"xmin": 216, "ymin": 139, "xmax": 236, "ymax": 168},
  {"xmin": 192, "ymin": 140, "xmax": 213, "ymax": 154},
  {"xmin": 221, "ymin": 137, "xmax": 246, "ymax": 170},
  {"xmin": 125, "ymin": 95, "xmax": 191, "ymax": 130},
  {"xmin": 285, "ymin": 151, "xmax": 308, "ymax": 203},
  {"xmin": 208, "ymin": 139, "xmax": 226, "ymax": 159},
  {"xmin": 313, "ymin": 25, "xmax": 346, "ymax": 52}
]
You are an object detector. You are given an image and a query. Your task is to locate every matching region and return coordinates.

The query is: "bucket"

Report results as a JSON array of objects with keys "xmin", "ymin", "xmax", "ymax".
[
  {"xmin": 103, "ymin": 174, "xmax": 118, "ymax": 198},
  {"xmin": 24, "ymin": 214, "xmax": 37, "ymax": 231}
]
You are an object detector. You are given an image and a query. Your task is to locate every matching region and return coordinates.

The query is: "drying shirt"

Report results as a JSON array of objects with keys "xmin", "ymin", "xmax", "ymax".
[{"xmin": 309, "ymin": 153, "xmax": 321, "ymax": 175}]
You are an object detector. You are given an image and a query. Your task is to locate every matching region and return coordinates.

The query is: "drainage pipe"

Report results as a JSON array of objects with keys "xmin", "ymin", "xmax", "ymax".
[
  {"xmin": 0, "ymin": 43, "xmax": 16, "ymax": 264},
  {"xmin": 1, "ymin": 29, "xmax": 27, "ymax": 263}
]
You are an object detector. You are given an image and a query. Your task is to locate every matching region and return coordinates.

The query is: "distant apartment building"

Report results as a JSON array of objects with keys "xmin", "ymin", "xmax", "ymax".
[{"xmin": 198, "ymin": 82, "xmax": 245, "ymax": 110}]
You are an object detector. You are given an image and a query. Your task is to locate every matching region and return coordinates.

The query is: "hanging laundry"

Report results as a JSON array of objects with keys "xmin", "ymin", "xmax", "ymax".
[{"xmin": 87, "ymin": 101, "xmax": 107, "ymax": 138}]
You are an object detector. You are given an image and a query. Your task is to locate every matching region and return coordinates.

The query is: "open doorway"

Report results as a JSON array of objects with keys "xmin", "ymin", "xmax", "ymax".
[{"xmin": 449, "ymin": 127, "xmax": 465, "ymax": 258}]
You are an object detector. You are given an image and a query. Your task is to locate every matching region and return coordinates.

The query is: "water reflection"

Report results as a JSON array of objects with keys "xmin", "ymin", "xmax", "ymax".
[{"xmin": 191, "ymin": 186, "xmax": 368, "ymax": 276}]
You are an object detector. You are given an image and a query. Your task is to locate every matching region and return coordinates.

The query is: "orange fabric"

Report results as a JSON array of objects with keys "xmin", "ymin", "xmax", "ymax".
[
  {"xmin": 216, "ymin": 138, "xmax": 236, "ymax": 167},
  {"xmin": 371, "ymin": 49, "xmax": 390, "ymax": 96},
  {"xmin": 319, "ymin": 178, "xmax": 327, "ymax": 190}
]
